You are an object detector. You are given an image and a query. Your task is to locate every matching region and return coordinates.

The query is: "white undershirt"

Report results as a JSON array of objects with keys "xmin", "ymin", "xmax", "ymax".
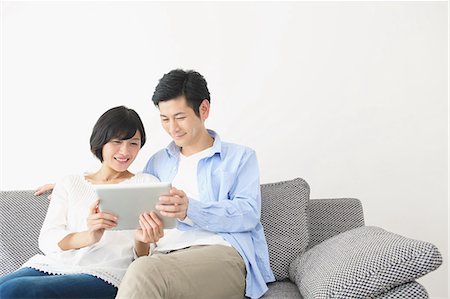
[{"xmin": 154, "ymin": 147, "xmax": 231, "ymax": 252}]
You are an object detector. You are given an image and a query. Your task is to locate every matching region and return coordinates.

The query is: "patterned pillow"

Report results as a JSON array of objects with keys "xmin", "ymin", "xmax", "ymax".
[
  {"xmin": 260, "ymin": 178, "xmax": 310, "ymax": 280},
  {"xmin": 289, "ymin": 226, "xmax": 442, "ymax": 298}
]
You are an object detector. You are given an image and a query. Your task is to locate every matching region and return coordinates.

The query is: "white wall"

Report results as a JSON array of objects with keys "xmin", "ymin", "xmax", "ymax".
[{"xmin": 1, "ymin": 1, "xmax": 448, "ymax": 297}]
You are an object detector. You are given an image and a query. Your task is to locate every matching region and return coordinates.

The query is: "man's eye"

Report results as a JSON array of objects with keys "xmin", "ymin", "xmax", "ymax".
[
  {"xmin": 175, "ymin": 117, "xmax": 186, "ymax": 120},
  {"xmin": 161, "ymin": 118, "xmax": 169, "ymax": 122}
]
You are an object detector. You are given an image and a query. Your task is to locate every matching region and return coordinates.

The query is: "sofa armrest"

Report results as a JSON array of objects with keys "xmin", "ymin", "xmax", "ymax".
[
  {"xmin": 307, "ymin": 198, "xmax": 364, "ymax": 250},
  {"xmin": 0, "ymin": 190, "xmax": 50, "ymax": 276},
  {"xmin": 375, "ymin": 281, "xmax": 428, "ymax": 298}
]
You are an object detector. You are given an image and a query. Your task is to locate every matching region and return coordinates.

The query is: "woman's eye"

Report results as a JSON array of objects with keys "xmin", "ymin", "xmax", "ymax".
[{"xmin": 112, "ymin": 140, "xmax": 121, "ymax": 144}]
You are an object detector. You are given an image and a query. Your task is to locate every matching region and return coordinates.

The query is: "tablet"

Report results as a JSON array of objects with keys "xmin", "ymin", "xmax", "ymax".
[{"xmin": 94, "ymin": 182, "xmax": 177, "ymax": 230}]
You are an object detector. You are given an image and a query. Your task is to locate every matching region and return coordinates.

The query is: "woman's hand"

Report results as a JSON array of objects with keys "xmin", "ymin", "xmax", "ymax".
[
  {"xmin": 86, "ymin": 199, "xmax": 117, "ymax": 245},
  {"xmin": 134, "ymin": 212, "xmax": 164, "ymax": 256},
  {"xmin": 134, "ymin": 211, "xmax": 164, "ymax": 244}
]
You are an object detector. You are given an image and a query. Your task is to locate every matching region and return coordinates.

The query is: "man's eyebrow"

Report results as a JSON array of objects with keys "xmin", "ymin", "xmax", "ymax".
[{"xmin": 160, "ymin": 112, "xmax": 186, "ymax": 117}]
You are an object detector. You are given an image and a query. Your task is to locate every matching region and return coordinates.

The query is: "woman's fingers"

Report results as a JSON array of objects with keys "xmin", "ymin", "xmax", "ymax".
[
  {"xmin": 138, "ymin": 212, "xmax": 164, "ymax": 242},
  {"xmin": 87, "ymin": 202, "xmax": 117, "ymax": 230},
  {"xmin": 89, "ymin": 200, "xmax": 100, "ymax": 215},
  {"xmin": 149, "ymin": 211, "xmax": 164, "ymax": 237}
]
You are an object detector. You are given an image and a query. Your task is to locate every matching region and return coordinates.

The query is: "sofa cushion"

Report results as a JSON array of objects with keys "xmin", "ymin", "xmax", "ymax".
[
  {"xmin": 262, "ymin": 280, "xmax": 303, "ymax": 298},
  {"xmin": 289, "ymin": 226, "xmax": 442, "ymax": 298},
  {"xmin": 260, "ymin": 178, "xmax": 310, "ymax": 280}
]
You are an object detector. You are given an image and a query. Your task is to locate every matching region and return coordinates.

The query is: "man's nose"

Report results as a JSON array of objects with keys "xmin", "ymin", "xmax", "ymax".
[{"xmin": 168, "ymin": 119, "xmax": 179, "ymax": 133}]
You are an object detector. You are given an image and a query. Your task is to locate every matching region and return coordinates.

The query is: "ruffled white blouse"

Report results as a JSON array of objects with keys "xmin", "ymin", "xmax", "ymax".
[{"xmin": 22, "ymin": 172, "xmax": 158, "ymax": 287}]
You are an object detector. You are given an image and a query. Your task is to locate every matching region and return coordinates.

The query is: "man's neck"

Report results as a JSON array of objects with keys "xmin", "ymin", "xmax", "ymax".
[{"xmin": 181, "ymin": 131, "xmax": 214, "ymax": 157}]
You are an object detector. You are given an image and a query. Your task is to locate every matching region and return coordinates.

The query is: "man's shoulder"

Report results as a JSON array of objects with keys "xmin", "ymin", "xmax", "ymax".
[
  {"xmin": 220, "ymin": 141, "xmax": 256, "ymax": 157},
  {"xmin": 148, "ymin": 148, "xmax": 170, "ymax": 161}
]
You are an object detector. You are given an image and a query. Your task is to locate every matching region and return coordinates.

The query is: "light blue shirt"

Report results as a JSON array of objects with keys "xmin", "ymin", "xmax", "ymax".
[{"xmin": 143, "ymin": 130, "xmax": 275, "ymax": 298}]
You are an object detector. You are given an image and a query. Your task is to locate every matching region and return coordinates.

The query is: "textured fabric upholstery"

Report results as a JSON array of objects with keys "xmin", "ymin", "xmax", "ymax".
[
  {"xmin": 375, "ymin": 281, "xmax": 428, "ymax": 298},
  {"xmin": 260, "ymin": 178, "xmax": 310, "ymax": 280},
  {"xmin": 289, "ymin": 226, "xmax": 442, "ymax": 299},
  {"xmin": 0, "ymin": 179, "xmax": 441, "ymax": 299},
  {"xmin": 0, "ymin": 190, "xmax": 49, "ymax": 276},
  {"xmin": 307, "ymin": 198, "xmax": 364, "ymax": 250},
  {"xmin": 262, "ymin": 280, "xmax": 303, "ymax": 298}
]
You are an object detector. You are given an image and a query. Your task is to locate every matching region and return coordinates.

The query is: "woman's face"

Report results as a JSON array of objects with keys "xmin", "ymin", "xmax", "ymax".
[{"xmin": 101, "ymin": 131, "xmax": 141, "ymax": 173}]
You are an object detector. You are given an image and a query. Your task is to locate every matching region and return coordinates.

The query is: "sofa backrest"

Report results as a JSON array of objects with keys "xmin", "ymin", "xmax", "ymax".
[
  {"xmin": 0, "ymin": 190, "xmax": 50, "ymax": 276},
  {"xmin": 1, "ymin": 178, "xmax": 312, "ymax": 280},
  {"xmin": 260, "ymin": 178, "xmax": 310, "ymax": 281}
]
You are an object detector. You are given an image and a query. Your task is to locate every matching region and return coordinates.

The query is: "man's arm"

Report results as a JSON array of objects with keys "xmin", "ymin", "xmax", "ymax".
[
  {"xmin": 157, "ymin": 150, "xmax": 261, "ymax": 233},
  {"xmin": 34, "ymin": 183, "xmax": 55, "ymax": 196}
]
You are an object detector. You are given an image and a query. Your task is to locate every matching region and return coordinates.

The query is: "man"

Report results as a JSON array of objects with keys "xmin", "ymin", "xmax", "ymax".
[{"xmin": 36, "ymin": 69, "xmax": 275, "ymax": 298}]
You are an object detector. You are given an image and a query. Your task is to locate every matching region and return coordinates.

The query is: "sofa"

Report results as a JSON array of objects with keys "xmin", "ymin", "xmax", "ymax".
[{"xmin": 0, "ymin": 178, "xmax": 443, "ymax": 298}]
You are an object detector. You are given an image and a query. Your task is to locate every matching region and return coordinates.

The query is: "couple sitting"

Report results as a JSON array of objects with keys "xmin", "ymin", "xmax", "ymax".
[{"xmin": 0, "ymin": 69, "xmax": 275, "ymax": 299}]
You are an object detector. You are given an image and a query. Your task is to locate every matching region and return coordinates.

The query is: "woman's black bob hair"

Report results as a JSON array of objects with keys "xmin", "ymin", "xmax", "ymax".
[{"xmin": 90, "ymin": 106, "xmax": 146, "ymax": 162}]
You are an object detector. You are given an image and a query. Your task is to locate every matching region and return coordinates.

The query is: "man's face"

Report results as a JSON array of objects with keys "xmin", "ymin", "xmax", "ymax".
[{"xmin": 158, "ymin": 96, "xmax": 209, "ymax": 150}]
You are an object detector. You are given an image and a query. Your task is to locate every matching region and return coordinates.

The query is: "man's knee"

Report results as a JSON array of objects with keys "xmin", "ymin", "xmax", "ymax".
[
  {"xmin": 124, "ymin": 256, "xmax": 165, "ymax": 278},
  {"xmin": 118, "ymin": 256, "xmax": 168, "ymax": 298}
]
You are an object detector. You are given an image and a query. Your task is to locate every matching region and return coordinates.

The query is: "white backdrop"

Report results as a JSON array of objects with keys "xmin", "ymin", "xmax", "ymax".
[{"xmin": 1, "ymin": 1, "xmax": 448, "ymax": 297}]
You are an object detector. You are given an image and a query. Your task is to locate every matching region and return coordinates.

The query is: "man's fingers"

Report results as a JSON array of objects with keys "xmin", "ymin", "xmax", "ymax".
[
  {"xmin": 34, "ymin": 183, "xmax": 55, "ymax": 196},
  {"xmin": 158, "ymin": 195, "xmax": 185, "ymax": 205},
  {"xmin": 169, "ymin": 187, "xmax": 186, "ymax": 198},
  {"xmin": 159, "ymin": 210, "xmax": 185, "ymax": 219}
]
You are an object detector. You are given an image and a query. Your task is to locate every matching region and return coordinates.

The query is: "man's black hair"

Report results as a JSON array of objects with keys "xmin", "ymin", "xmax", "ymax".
[{"xmin": 152, "ymin": 69, "xmax": 210, "ymax": 117}]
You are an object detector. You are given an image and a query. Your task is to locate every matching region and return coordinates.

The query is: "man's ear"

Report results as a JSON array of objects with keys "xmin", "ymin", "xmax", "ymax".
[{"xmin": 199, "ymin": 99, "xmax": 210, "ymax": 120}]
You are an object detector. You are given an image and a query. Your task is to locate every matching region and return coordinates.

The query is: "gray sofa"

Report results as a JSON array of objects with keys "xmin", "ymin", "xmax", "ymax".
[{"xmin": 0, "ymin": 178, "xmax": 443, "ymax": 298}]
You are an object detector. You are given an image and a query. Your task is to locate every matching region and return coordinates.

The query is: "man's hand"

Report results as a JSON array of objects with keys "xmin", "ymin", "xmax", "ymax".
[
  {"xmin": 34, "ymin": 183, "xmax": 55, "ymax": 198},
  {"xmin": 156, "ymin": 187, "xmax": 189, "ymax": 220}
]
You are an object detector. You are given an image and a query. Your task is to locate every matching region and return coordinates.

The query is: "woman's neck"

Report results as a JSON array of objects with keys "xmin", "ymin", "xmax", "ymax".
[{"xmin": 86, "ymin": 167, "xmax": 134, "ymax": 184}]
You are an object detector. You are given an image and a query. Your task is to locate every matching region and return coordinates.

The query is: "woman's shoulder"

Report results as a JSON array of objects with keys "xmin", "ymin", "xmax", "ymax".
[
  {"xmin": 55, "ymin": 174, "xmax": 86, "ymax": 186},
  {"xmin": 131, "ymin": 172, "xmax": 159, "ymax": 183}
]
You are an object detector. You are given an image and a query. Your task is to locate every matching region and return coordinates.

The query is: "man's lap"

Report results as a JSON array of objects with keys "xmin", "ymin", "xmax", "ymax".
[{"xmin": 117, "ymin": 245, "xmax": 246, "ymax": 299}]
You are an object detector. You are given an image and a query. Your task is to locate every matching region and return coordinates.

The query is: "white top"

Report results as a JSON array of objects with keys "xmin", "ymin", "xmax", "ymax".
[
  {"xmin": 22, "ymin": 172, "xmax": 158, "ymax": 287},
  {"xmin": 155, "ymin": 147, "xmax": 231, "ymax": 253}
]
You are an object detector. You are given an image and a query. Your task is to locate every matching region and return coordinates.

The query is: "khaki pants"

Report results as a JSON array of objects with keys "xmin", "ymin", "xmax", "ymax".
[{"xmin": 116, "ymin": 245, "xmax": 246, "ymax": 299}]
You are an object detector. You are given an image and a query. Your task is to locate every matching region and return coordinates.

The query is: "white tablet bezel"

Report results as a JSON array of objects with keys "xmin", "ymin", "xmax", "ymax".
[{"xmin": 94, "ymin": 182, "xmax": 176, "ymax": 230}]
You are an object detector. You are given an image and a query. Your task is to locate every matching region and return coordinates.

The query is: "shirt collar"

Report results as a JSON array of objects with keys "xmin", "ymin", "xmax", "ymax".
[{"xmin": 165, "ymin": 129, "xmax": 222, "ymax": 159}]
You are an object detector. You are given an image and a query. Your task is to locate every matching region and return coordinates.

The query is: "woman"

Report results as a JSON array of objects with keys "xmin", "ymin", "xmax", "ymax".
[{"xmin": 0, "ymin": 106, "xmax": 164, "ymax": 298}]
